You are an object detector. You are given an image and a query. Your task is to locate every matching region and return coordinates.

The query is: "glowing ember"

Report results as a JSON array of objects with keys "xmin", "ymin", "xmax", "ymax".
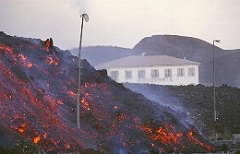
[
  {"xmin": 18, "ymin": 53, "xmax": 27, "ymax": 61},
  {"xmin": 65, "ymin": 143, "xmax": 71, "ymax": 149},
  {"xmin": 18, "ymin": 53, "xmax": 33, "ymax": 68},
  {"xmin": 33, "ymin": 136, "xmax": 41, "ymax": 144},
  {"xmin": 0, "ymin": 44, "xmax": 14, "ymax": 53},
  {"xmin": 141, "ymin": 124, "xmax": 183, "ymax": 146},
  {"xmin": 26, "ymin": 62, "xmax": 33, "ymax": 68},
  {"xmin": 140, "ymin": 122, "xmax": 214, "ymax": 151},
  {"xmin": 81, "ymin": 98, "xmax": 90, "ymax": 111},
  {"xmin": 68, "ymin": 91, "xmax": 76, "ymax": 97},
  {"xmin": 18, "ymin": 123, "xmax": 26, "ymax": 134},
  {"xmin": 46, "ymin": 56, "xmax": 59, "ymax": 65},
  {"xmin": 187, "ymin": 130, "xmax": 214, "ymax": 151},
  {"xmin": 11, "ymin": 123, "xmax": 27, "ymax": 134},
  {"xmin": 150, "ymin": 143, "xmax": 154, "ymax": 147},
  {"xmin": 113, "ymin": 105, "xmax": 118, "ymax": 110},
  {"xmin": 57, "ymin": 99, "xmax": 64, "ymax": 105},
  {"xmin": 43, "ymin": 132, "xmax": 47, "ymax": 139}
]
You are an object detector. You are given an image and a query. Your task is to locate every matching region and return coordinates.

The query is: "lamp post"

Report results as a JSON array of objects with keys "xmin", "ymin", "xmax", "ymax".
[
  {"xmin": 77, "ymin": 14, "xmax": 89, "ymax": 129},
  {"xmin": 213, "ymin": 39, "xmax": 220, "ymax": 140}
]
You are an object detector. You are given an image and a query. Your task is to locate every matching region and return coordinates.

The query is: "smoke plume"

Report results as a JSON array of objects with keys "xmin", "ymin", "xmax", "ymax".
[{"xmin": 69, "ymin": 0, "xmax": 87, "ymax": 14}]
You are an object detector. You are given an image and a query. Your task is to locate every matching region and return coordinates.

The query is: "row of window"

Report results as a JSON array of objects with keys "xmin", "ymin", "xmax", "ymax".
[{"xmin": 110, "ymin": 68, "xmax": 196, "ymax": 80}]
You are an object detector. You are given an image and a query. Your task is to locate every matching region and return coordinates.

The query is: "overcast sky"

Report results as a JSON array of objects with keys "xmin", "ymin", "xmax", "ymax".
[{"xmin": 0, "ymin": 0, "xmax": 240, "ymax": 50}]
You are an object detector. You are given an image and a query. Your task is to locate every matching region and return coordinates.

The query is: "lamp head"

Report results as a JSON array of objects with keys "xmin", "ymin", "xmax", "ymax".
[
  {"xmin": 214, "ymin": 40, "xmax": 220, "ymax": 43},
  {"xmin": 81, "ymin": 14, "xmax": 89, "ymax": 22}
]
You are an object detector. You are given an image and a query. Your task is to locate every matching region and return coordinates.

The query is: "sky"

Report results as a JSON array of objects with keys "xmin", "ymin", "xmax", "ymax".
[{"xmin": 0, "ymin": 0, "xmax": 240, "ymax": 50}]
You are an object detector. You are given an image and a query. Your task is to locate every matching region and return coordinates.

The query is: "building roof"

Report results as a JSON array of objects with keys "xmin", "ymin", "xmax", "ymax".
[{"xmin": 97, "ymin": 55, "xmax": 200, "ymax": 69}]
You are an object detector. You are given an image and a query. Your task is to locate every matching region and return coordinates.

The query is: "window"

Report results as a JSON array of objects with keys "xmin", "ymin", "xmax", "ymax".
[
  {"xmin": 164, "ymin": 69, "xmax": 172, "ymax": 78},
  {"xmin": 151, "ymin": 69, "xmax": 159, "ymax": 78},
  {"xmin": 110, "ymin": 71, "xmax": 119, "ymax": 80},
  {"xmin": 125, "ymin": 70, "xmax": 132, "ymax": 79},
  {"xmin": 177, "ymin": 68, "xmax": 185, "ymax": 77},
  {"xmin": 138, "ymin": 70, "xmax": 145, "ymax": 79},
  {"xmin": 188, "ymin": 68, "xmax": 196, "ymax": 76}
]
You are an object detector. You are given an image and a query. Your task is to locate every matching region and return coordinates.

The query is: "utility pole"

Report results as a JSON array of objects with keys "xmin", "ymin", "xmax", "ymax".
[
  {"xmin": 213, "ymin": 39, "xmax": 220, "ymax": 140},
  {"xmin": 77, "ymin": 14, "xmax": 89, "ymax": 129}
]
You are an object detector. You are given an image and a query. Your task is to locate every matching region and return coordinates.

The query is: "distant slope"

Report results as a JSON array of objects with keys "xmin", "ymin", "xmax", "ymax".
[
  {"xmin": 133, "ymin": 35, "xmax": 225, "ymax": 61},
  {"xmin": 124, "ymin": 83, "xmax": 240, "ymax": 151},
  {"xmin": 70, "ymin": 46, "xmax": 142, "ymax": 66},
  {"xmin": 133, "ymin": 35, "xmax": 240, "ymax": 87},
  {"xmin": 216, "ymin": 50, "xmax": 240, "ymax": 86},
  {"xmin": 70, "ymin": 35, "xmax": 240, "ymax": 87}
]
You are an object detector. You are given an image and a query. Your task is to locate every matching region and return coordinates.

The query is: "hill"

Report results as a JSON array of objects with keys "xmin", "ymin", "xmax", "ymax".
[
  {"xmin": 0, "ymin": 32, "xmax": 214, "ymax": 153},
  {"xmin": 70, "ymin": 46, "xmax": 136, "ymax": 66},
  {"xmin": 125, "ymin": 83, "xmax": 240, "ymax": 136},
  {"xmin": 72, "ymin": 35, "xmax": 240, "ymax": 87},
  {"xmin": 125, "ymin": 83, "xmax": 240, "ymax": 151},
  {"xmin": 133, "ymin": 35, "xmax": 240, "ymax": 87}
]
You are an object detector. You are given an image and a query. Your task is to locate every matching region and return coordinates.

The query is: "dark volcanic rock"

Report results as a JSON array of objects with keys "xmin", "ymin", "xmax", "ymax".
[
  {"xmin": 125, "ymin": 83, "xmax": 240, "ymax": 139},
  {"xmin": 0, "ymin": 32, "xmax": 214, "ymax": 153}
]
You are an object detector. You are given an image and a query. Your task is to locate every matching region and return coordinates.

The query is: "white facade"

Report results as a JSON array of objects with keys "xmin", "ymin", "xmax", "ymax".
[
  {"xmin": 98, "ymin": 55, "xmax": 200, "ymax": 86},
  {"xmin": 233, "ymin": 134, "xmax": 240, "ymax": 140}
]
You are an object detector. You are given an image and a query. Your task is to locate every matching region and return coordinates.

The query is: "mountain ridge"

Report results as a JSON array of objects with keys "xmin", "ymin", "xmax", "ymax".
[
  {"xmin": 72, "ymin": 35, "xmax": 240, "ymax": 87},
  {"xmin": 133, "ymin": 35, "xmax": 240, "ymax": 87}
]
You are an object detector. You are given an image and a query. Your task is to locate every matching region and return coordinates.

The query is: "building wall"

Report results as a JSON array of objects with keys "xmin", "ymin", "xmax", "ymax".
[
  {"xmin": 107, "ymin": 65, "xmax": 199, "ymax": 86},
  {"xmin": 233, "ymin": 134, "xmax": 240, "ymax": 140}
]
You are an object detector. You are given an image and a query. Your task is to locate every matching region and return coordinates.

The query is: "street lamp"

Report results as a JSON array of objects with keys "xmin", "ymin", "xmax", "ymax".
[
  {"xmin": 77, "ymin": 14, "xmax": 89, "ymax": 129},
  {"xmin": 213, "ymin": 39, "xmax": 220, "ymax": 140}
]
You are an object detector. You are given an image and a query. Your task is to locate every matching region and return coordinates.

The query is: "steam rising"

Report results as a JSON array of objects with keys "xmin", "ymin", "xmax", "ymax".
[
  {"xmin": 69, "ymin": 0, "xmax": 87, "ymax": 14},
  {"xmin": 124, "ymin": 83, "xmax": 208, "ymax": 137}
]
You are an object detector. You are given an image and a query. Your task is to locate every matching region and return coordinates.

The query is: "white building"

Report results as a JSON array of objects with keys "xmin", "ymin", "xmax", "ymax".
[{"xmin": 97, "ymin": 55, "xmax": 200, "ymax": 86}]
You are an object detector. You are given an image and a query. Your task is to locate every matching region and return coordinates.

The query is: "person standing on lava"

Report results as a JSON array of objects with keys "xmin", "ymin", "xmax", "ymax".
[
  {"xmin": 45, "ymin": 38, "xmax": 54, "ymax": 51},
  {"xmin": 45, "ymin": 38, "xmax": 51, "ymax": 51},
  {"xmin": 50, "ymin": 38, "xmax": 53, "ymax": 48}
]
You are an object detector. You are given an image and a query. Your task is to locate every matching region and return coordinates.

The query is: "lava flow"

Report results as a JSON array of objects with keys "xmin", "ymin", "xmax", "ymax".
[{"xmin": 0, "ymin": 32, "xmax": 214, "ymax": 153}]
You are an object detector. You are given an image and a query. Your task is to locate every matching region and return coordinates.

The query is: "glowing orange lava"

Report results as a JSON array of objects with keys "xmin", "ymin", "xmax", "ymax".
[
  {"xmin": 0, "ymin": 33, "xmax": 215, "ymax": 153},
  {"xmin": 46, "ymin": 56, "xmax": 59, "ymax": 65},
  {"xmin": 0, "ymin": 44, "xmax": 14, "ymax": 53},
  {"xmin": 187, "ymin": 130, "xmax": 214, "ymax": 151},
  {"xmin": 11, "ymin": 123, "xmax": 27, "ymax": 134},
  {"xmin": 33, "ymin": 136, "xmax": 41, "ymax": 144},
  {"xmin": 65, "ymin": 143, "xmax": 71, "ymax": 149},
  {"xmin": 113, "ymin": 105, "xmax": 118, "ymax": 110},
  {"xmin": 18, "ymin": 53, "xmax": 33, "ymax": 68},
  {"xmin": 81, "ymin": 97, "xmax": 90, "ymax": 110}
]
